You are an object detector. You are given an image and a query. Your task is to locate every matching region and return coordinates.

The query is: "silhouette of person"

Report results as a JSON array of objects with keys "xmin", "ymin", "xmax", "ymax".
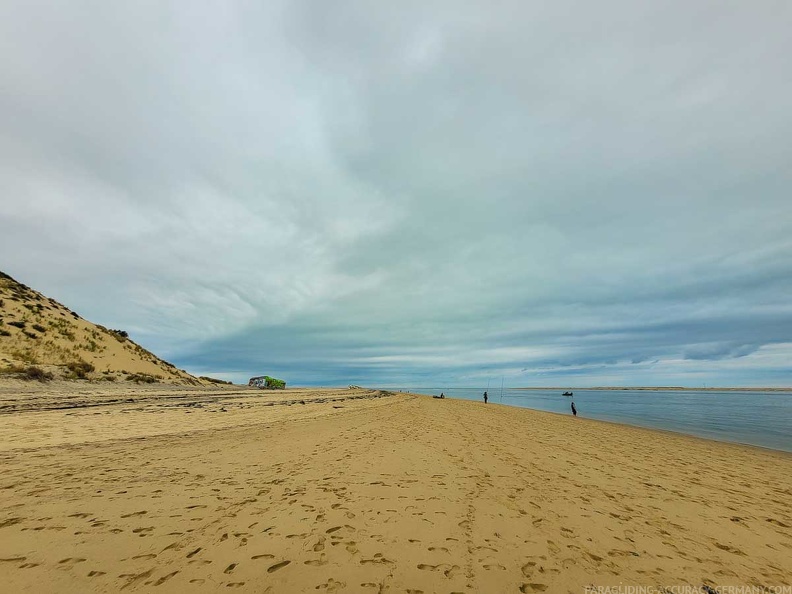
[
  {"xmin": 483, "ymin": 391, "xmax": 488, "ymax": 404},
  {"xmin": 440, "ymin": 392, "xmax": 445, "ymax": 399},
  {"xmin": 571, "ymin": 401, "xmax": 577, "ymax": 416}
]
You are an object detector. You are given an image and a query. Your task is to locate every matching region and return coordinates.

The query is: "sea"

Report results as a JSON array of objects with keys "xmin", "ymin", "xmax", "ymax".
[{"xmin": 401, "ymin": 387, "xmax": 792, "ymax": 453}]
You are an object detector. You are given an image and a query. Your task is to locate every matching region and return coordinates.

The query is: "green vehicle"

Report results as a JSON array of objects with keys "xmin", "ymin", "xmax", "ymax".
[{"xmin": 248, "ymin": 375, "xmax": 286, "ymax": 390}]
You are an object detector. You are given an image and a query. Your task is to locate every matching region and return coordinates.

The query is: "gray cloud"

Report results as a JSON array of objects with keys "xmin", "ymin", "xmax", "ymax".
[{"xmin": 2, "ymin": 1, "xmax": 791, "ymax": 386}]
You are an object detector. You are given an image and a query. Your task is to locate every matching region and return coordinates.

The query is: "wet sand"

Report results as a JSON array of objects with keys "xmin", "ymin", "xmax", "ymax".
[{"xmin": 1, "ymin": 384, "xmax": 790, "ymax": 593}]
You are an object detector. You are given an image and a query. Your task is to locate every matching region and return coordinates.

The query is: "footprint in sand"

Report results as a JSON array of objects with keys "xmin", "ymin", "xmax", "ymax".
[
  {"xmin": 417, "ymin": 563, "xmax": 459, "ymax": 577},
  {"xmin": 315, "ymin": 577, "xmax": 345, "ymax": 591},
  {"xmin": 361, "ymin": 553, "xmax": 393, "ymax": 565},
  {"xmin": 520, "ymin": 584, "xmax": 548, "ymax": 593},
  {"xmin": 443, "ymin": 565, "xmax": 460, "ymax": 578},
  {"xmin": 58, "ymin": 557, "xmax": 87, "ymax": 566},
  {"xmin": 267, "ymin": 560, "xmax": 291, "ymax": 573},
  {"xmin": 304, "ymin": 554, "xmax": 328, "ymax": 567},
  {"xmin": 119, "ymin": 568, "xmax": 154, "ymax": 589},
  {"xmin": 521, "ymin": 561, "xmax": 537, "ymax": 577},
  {"xmin": 132, "ymin": 527, "xmax": 154, "ymax": 535},
  {"xmin": 312, "ymin": 536, "xmax": 326, "ymax": 552},
  {"xmin": 714, "ymin": 543, "xmax": 746, "ymax": 556},
  {"xmin": 154, "ymin": 571, "xmax": 178, "ymax": 586},
  {"xmin": 121, "ymin": 511, "xmax": 147, "ymax": 518}
]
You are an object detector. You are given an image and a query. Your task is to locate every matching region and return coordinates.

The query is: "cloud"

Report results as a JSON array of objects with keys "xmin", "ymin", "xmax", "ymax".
[{"xmin": 1, "ymin": 1, "xmax": 791, "ymax": 386}]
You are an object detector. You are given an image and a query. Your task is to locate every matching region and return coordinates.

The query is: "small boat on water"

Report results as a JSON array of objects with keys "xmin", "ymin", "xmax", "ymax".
[{"xmin": 562, "ymin": 391, "xmax": 573, "ymax": 396}]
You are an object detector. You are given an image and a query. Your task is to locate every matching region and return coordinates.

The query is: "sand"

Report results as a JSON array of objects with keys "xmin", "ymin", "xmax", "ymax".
[{"xmin": 1, "ymin": 384, "xmax": 790, "ymax": 593}]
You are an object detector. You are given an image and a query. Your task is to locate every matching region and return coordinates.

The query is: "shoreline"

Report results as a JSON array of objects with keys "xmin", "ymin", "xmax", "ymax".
[
  {"xmin": 1, "ymin": 386, "xmax": 790, "ymax": 591},
  {"xmin": 396, "ymin": 386, "xmax": 792, "ymax": 392},
  {"xmin": 408, "ymin": 387, "xmax": 792, "ymax": 454},
  {"xmin": 512, "ymin": 386, "xmax": 792, "ymax": 392}
]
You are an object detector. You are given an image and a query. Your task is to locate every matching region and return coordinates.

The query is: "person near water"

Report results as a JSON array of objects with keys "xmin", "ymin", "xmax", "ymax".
[
  {"xmin": 571, "ymin": 401, "xmax": 577, "ymax": 416},
  {"xmin": 483, "ymin": 391, "xmax": 488, "ymax": 404},
  {"xmin": 440, "ymin": 392, "xmax": 445, "ymax": 399}
]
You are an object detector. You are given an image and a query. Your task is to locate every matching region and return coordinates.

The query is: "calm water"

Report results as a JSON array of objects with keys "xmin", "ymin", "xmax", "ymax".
[{"xmin": 403, "ymin": 387, "xmax": 792, "ymax": 453}]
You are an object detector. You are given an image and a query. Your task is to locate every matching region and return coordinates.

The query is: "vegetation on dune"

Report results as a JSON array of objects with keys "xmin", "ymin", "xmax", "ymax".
[
  {"xmin": 109, "ymin": 329, "xmax": 129, "ymax": 341},
  {"xmin": 65, "ymin": 360, "xmax": 95, "ymax": 379},
  {"xmin": 126, "ymin": 373, "xmax": 160, "ymax": 384},
  {"xmin": 0, "ymin": 365, "xmax": 54, "ymax": 382},
  {"xmin": 199, "ymin": 376, "xmax": 233, "ymax": 385},
  {"xmin": 24, "ymin": 366, "xmax": 54, "ymax": 382}
]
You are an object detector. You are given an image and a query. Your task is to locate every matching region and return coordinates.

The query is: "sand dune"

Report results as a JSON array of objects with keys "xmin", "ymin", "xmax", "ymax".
[
  {"xmin": 0, "ymin": 271, "xmax": 203, "ymax": 383},
  {"xmin": 1, "ymin": 386, "xmax": 790, "ymax": 593}
]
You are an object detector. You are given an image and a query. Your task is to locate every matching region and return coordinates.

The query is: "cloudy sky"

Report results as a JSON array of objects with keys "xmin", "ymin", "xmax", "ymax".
[{"xmin": 2, "ymin": 1, "xmax": 791, "ymax": 387}]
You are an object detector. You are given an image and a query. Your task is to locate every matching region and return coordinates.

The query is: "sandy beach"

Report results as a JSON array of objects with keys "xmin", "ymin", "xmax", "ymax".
[{"xmin": 1, "ymin": 384, "xmax": 790, "ymax": 593}]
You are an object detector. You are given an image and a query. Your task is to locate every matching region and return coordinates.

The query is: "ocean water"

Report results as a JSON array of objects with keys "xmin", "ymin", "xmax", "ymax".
[{"xmin": 403, "ymin": 387, "xmax": 792, "ymax": 453}]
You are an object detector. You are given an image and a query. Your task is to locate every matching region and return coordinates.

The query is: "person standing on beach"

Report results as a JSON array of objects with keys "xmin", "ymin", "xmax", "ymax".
[
  {"xmin": 571, "ymin": 401, "xmax": 577, "ymax": 416},
  {"xmin": 483, "ymin": 391, "xmax": 488, "ymax": 404}
]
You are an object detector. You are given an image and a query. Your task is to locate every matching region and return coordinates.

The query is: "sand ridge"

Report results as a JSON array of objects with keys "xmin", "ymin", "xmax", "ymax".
[{"xmin": 0, "ymin": 387, "xmax": 790, "ymax": 593}]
